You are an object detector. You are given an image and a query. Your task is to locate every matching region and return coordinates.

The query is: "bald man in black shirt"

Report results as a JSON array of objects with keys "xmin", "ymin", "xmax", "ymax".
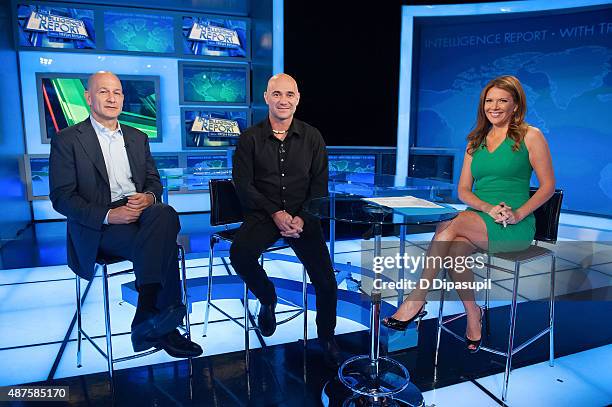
[{"xmin": 231, "ymin": 74, "xmax": 340, "ymax": 367}]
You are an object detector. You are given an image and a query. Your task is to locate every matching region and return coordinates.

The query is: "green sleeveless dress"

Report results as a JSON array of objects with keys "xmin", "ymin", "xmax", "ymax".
[{"xmin": 467, "ymin": 137, "xmax": 535, "ymax": 253}]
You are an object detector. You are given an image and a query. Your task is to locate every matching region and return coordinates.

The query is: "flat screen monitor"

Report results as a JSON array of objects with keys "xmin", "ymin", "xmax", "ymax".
[
  {"xmin": 329, "ymin": 154, "xmax": 376, "ymax": 173},
  {"xmin": 187, "ymin": 154, "xmax": 228, "ymax": 171},
  {"xmin": 408, "ymin": 154, "xmax": 454, "ymax": 183},
  {"xmin": 252, "ymin": 108, "xmax": 268, "ymax": 125},
  {"xmin": 36, "ymin": 73, "xmax": 161, "ymax": 143},
  {"xmin": 186, "ymin": 154, "xmax": 231, "ymax": 190},
  {"xmin": 179, "ymin": 62, "xmax": 249, "ymax": 105},
  {"xmin": 103, "ymin": 11, "xmax": 174, "ymax": 53},
  {"xmin": 16, "ymin": 4, "xmax": 95, "ymax": 49},
  {"xmin": 182, "ymin": 15, "xmax": 248, "ymax": 58},
  {"xmin": 153, "ymin": 154, "xmax": 180, "ymax": 170},
  {"xmin": 154, "ymin": 154, "xmax": 182, "ymax": 191},
  {"xmin": 28, "ymin": 156, "xmax": 50, "ymax": 198},
  {"xmin": 182, "ymin": 108, "xmax": 248, "ymax": 149},
  {"xmin": 329, "ymin": 154, "xmax": 376, "ymax": 184}
]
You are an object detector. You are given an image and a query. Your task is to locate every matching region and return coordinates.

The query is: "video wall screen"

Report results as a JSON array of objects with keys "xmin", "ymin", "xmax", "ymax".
[
  {"xmin": 153, "ymin": 154, "xmax": 182, "ymax": 191},
  {"xmin": 329, "ymin": 154, "xmax": 376, "ymax": 174},
  {"xmin": 329, "ymin": 154, "xmax": 376, "ymax": 184},
  {"xmin": 179, "ymin": 62, "xmax": 249, "ymax": 105},
  {"xmin": 411, "ymin": 5, "xmax": 612, "ymax": 216},
  {"xmin": 103, "ymin": 11, "xmax": 174, "ymax": 53},
  {"xmin": 153, "ymin": 154, "xmax": 180, "ymax": 170},
  {"xmin": 186, "ymin": 154, "xmax": 231, "ymax": 190},
  {"xmin": 182, "ymin": 108, "xmax": 248, "ymax": 149},
  {"xmin": 36, "ymin": 73, "xmax": 161, "ymax": 143},
  {"xmin": 187, "ymin": 154, "xmax": 229, "ymax": 171},
  {"xmin": 252, "ymin": 107, "xmax": 268, "ymax": 125},
  {"xmin": 409, "ymin": 154, "xmax": 454, "ymax": 183},
  {"xmin": 16, "ymin": 4, "xmax": 95, "ymax": 49},
  {"xmin": 182, "ymin": 15, "xmax": 248, "ymax": 58},
  {"xmin": 28, "ymin": 156, "xmax": 50, "ymax": 198}
]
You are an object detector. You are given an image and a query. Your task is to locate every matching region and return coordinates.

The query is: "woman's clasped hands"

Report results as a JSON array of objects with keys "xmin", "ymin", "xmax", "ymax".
[{"xmin": 486, "ymin": 202, "xmax": 521, "ymax": 227}]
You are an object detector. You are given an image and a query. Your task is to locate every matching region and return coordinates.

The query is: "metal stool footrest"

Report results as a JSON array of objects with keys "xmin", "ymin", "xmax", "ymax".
[
  {"xmin": 434, "ymin": 251, "xmax": 556, "ymax": 402},
  {"xmin": 438, "ymin": 310, "xmax": 551, "ymax": 358},
  {"xmin": 75, "ymin": 244, "xmax": 191, "ymax": 396}
]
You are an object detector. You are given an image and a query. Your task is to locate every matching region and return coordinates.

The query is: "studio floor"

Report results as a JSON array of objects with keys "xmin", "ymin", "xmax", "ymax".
[{"xmin": 0, "ymin": 211, "xmax": 611, "ymax": 406}]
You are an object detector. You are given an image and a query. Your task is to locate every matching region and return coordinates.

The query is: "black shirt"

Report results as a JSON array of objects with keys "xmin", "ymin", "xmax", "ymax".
[{"xmin": 232, "ymin": 118, "xmax": 328, "ymax": 218}]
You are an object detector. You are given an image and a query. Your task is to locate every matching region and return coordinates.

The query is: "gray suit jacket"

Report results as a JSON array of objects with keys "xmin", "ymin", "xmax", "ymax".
[{"xmin": 49, "ymin": 118, "xmax": 162, "ymax": 280}]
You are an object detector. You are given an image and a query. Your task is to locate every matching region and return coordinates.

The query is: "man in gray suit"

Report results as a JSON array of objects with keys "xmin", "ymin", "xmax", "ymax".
[{"xmin": 49, "ymin": 71, "xmax": 201, "ymax": 358}]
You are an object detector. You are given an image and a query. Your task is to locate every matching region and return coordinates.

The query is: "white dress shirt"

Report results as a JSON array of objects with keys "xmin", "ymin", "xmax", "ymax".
[{"xmin": 90, "ymin": 116, "xmax": 137, "ymax": 223}]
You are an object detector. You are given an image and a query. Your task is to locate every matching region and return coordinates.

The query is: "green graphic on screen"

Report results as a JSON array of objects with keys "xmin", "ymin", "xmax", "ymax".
[
  {"xmin": 182, "ymin": 65, "xmax": 247, "ymax": 104},
  {"xmin": 40, "ymin": 76, "xmax": 159, "ymax": 140},
  {"xmin": 104, "ymin": 11, "xmax": 174, "ymax": 53},
  {"xmin": 328, "ymin": 155, "xmax": 375, "ymax": 173}
]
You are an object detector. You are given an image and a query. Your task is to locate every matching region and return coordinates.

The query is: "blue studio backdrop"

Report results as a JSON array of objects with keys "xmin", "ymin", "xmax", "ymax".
[{"xmin": 404, "ymin": 3, "xmax": 612, "ymax": 217}]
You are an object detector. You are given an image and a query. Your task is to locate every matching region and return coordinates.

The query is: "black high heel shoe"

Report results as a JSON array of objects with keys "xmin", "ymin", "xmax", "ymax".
[
  {"xmin": 465, "ymin": 307, "xmax": 484, "ymax": 353},
  {"xmin": 382, "ymin": 302, "xmax": 427, "ymax": 332}
]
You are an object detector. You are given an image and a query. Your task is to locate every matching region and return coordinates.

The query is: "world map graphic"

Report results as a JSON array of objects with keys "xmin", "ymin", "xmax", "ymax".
[{"xmin": 417, "ymin": 45, "xmax": 612, "ymax": 214}]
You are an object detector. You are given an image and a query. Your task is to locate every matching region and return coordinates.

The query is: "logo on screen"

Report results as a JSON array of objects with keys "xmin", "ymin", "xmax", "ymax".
[
  {"xmin": 25, "ymin": 11, "xmax": 89, "ymax": 40},
  {"xmin": 188, "ymin": 23, "xmax": 240, "ymax": 48},
  {"xmin": 191, "ymin": 116, "xmax": 240, "ymax": 137}
]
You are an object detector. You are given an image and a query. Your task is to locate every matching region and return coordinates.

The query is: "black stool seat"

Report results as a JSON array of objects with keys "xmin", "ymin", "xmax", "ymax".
[
  {"xmin": 215, "ymin": 228, "xmax": 239, "ymax": 242},
  {"xmin": 205, "ymin": 178, "xmax": 308, "ymax": 371},
  {"xmin": 493, "ymin": 245, "xmax": 553, "ymax": 263},
  {"xmin": 95, "ymin": 255, "xmax": 134, "ymax": 278},
  {"xmin": 95, "ymin": 254, "xmax": 127, "ymax": 265}
]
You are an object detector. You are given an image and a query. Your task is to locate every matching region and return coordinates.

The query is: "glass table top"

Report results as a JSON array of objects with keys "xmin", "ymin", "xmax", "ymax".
[
  {"xmin": 328, "ymin": 172, "xmax": 454, "ymax": 201},
  {"xmin": 304, "ymin": 194, "xmax": 458, "ymax": 226},
  {"xmin": 306, "ymin": 173, "xmax": 458, "ymax": 226}
]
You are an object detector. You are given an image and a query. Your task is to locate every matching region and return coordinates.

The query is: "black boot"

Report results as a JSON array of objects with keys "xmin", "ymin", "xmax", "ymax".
[{"xmin": 320, "ymin": 337, "xmax": 341, "ymax": 369}]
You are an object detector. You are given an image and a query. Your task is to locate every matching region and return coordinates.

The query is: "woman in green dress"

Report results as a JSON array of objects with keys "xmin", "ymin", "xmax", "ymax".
[{"xmin": 382, "ymin": 75, "xmax": 555, "ymax": 351}]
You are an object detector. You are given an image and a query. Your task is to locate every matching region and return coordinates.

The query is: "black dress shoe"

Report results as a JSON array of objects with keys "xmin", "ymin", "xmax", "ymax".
[
  {"xmin": 156, "ymin": 329, "xmax": 203, "ymax": 358},
  {"xmin": 257, "ymin": 301, "xmax": 277, "ymax": 337},
  {"xmin": 131, "ymin": 304, "xmax": 186, "ymax": 352},
  {"xmin": 131, "ymin": 316, "xmax": 157, "ymax": 352},
  {"xmin": 320, "ymin": 337, "xmax": 342, "ymax": 369}
]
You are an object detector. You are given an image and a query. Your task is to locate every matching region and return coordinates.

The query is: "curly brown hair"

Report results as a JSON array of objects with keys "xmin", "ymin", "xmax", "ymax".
[{"xmin": 467, "ymin": 75, "xmax": 529, "ymax": 155}]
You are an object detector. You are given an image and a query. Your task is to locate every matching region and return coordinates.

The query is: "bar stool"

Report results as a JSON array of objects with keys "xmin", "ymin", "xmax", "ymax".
[
  {"xmin": 434, "ymin": 189, "xmax": 563, "ymax": 402},
  {"xmin": 75, "ymin": 244, "xmax": 191, "ymax": 395},
  {"xmin": 203, "ymin": 178, "xmax": 308, "ymax": 370}
]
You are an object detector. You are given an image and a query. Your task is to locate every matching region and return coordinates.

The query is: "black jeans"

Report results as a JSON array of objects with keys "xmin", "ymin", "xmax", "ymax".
[
  {"xmin": 98, "ymin": 203, "xmax": 182, "ymax": 313},
  {"xmin": 229, "ymin": 212, "xmax": 337, "ymax": 339}
]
